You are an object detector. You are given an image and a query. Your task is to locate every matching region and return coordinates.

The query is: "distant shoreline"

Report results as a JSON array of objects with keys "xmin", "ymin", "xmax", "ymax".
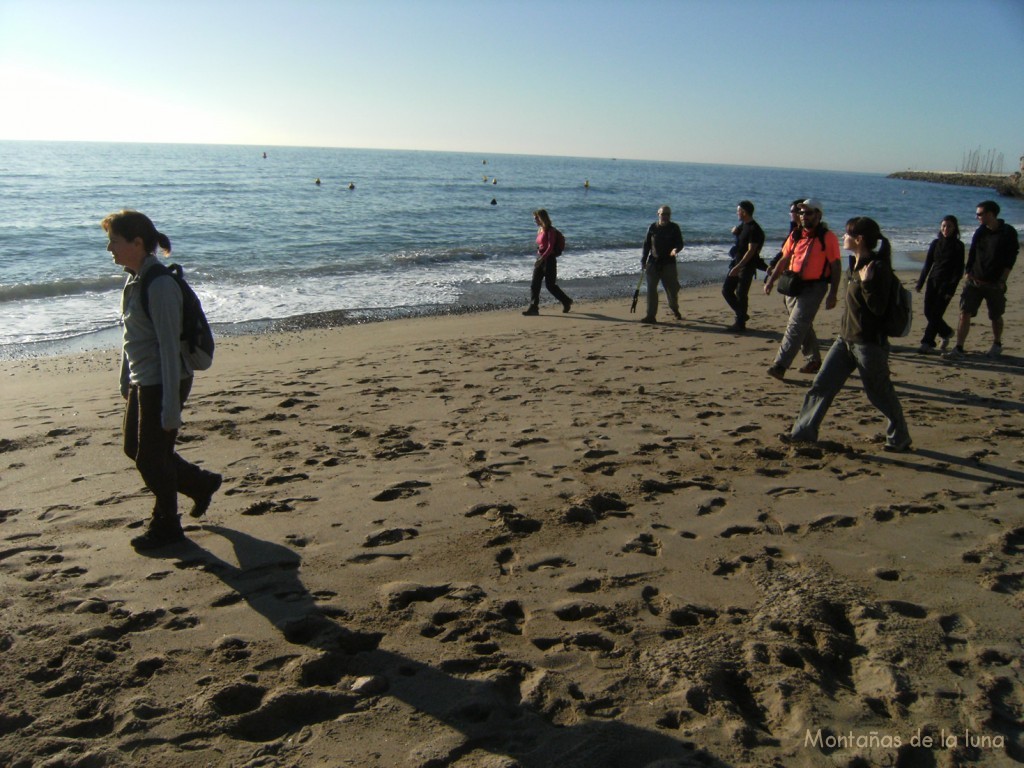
[{"xmin": 888, "ymin": 170, "xmax": 1023, "ymax": 197}]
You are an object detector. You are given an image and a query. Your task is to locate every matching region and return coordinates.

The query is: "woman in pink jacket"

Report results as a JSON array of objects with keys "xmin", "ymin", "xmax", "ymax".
[{"xmin": 523, "ymin": 209, "xmax": 573, "ymax": 316}]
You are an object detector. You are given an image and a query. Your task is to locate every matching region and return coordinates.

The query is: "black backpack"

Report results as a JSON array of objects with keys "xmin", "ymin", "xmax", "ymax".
[
  {"xmin": 883, "ymin": 273, "xmax": 914, "ymax": 338},
  {"xmin": 139, "ymin": 262, "xmax": 215, "ymax": 371}
]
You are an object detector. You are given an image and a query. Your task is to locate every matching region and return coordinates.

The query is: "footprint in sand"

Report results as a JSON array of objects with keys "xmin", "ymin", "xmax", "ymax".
[
  {"xmin": 868, "ymin": 502, "xmax": 942, "ymax": 522},
  {"xmin": 372, "ymin": 480, "xmax": 431, "ymax": 502},
  {"xmin": 363, "ymin": 527, "xmax": 419, "ymax": 547},
  {"xmin": 553, "ymin": 601, "xmax": 605, "ymax": 622},
  {"xmin": 807, "ymin": 514, "xmax": 859, "ymax": 532},
  {"xmin": 379, "ymin": 582, "xmax": 453, "ymax": 610},
  {"xmin": 349, "ymin": 552, "xmax": 411, "ymax": 564},
  {"xmin": 526, "ymin": 556, "xmax": 575, "ymax": 572},
  {"xmin": 622, "ymin": 533, "xmax": 661, "ymax": 556},
  {"xmin": 562, "ymin": 493, "xmax": 631, "ymax": 525},
  {"xmin": 265, "ymin": 472, "xmax": 309, "ymax": 486},
  {"xmin": 696, "ymin": 497, "xmax": 726, "ymax": 516},
  {"xmin": 494, "ymin": 547, "xmax": 516, "ymax": 574},
  {"xmin": 881, "ymin": 600, "xmax": 929, "ymax": 619}
]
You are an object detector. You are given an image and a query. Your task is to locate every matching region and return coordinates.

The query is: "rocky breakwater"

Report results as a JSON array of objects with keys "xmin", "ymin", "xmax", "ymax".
[{"xmin": 888, "ymin": 170, "xmax": 1024, "ymax": 198}]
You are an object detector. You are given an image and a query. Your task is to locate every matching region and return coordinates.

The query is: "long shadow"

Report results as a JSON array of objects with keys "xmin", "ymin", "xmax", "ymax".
[
  {"xmin": 682, "ymin": 318, "xmax": 781, "ymax": 342},
  {"xmin": 155, "ymin": 525, "xmax": 733, "ymax": 767},
  {"xmin": 890, "ymin": 349, "xmax": 1023, "ymax": 376},
  {"xmin": 855, "ymin": 447, "xmax": 1024, "ymax": 488},
  {"xmin": 894, "ymin": 379, "xmax": 1024, "ymax": 413}
]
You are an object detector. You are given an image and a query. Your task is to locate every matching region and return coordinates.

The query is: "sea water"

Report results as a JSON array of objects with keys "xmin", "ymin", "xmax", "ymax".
[{"xmin": 2, "ymin": 141, "xmax": 1021, "ymax": 358}]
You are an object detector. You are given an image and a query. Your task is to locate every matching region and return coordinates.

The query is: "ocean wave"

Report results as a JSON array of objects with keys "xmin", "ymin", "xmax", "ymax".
[{"xmin": 0, "ymin": 276, "xmax": 123, "ymax": 303}]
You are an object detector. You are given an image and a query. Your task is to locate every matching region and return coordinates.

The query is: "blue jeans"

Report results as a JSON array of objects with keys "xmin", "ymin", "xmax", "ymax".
[
  {"xmin": 773, "ymin": 281, "xmax": 828, "ymax": 371},
  {"xmin": 791, "ymin": 337, "xmax": 911, "ymax": 448}
]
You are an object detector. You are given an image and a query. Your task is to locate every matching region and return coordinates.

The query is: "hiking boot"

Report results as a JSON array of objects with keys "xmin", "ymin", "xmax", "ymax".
[
  {"xmin": 131, "ymin": 516, "xmax": 185, "ymax": 551},
  {"xmin": 798, "ymin": 359, "xmax": 822, "ymax": 374},
  {"xmin": 562, "ymin": 299, "xmax": 573, "ymax": 314},
  {"xmin": 189, "ymin": 472, "xmax": 223, "ymax": 519},
  {"xmin": 522, "ymin": 305, "xmax": 539, "ymax": 316},
  {"xmin": 767, "ymin": 366, "xmax": 785, "ymax": 381},
  {"xmin": 640, "ymin": 316, "xmax": 657, "ymax": 324},
  {"xmin": 987, "ymin": 342, "xmax": 1003, "ymax": 359}
]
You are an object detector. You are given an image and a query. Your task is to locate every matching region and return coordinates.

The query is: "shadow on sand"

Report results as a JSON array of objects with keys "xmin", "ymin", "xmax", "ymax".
[{"xmin": 144, "ymin": 525, "xmax": 734, "ymax": 768}]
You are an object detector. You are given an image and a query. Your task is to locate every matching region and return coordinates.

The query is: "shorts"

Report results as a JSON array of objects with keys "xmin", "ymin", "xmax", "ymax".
[{"xmin": 959, "ymin": 280, "xmax": 1006, "ymax": 320}]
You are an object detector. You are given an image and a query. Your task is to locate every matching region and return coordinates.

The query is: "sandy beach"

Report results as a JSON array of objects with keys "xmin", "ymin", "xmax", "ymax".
[{"xmin": 2, "ymin": 274, "xmax": 1022, "ymax": 767}]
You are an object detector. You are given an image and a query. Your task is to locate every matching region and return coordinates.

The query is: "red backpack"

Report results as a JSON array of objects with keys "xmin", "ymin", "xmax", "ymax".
[{"xmin": 552, "ymin": 228, "xmax": 566, "ymax": 256}]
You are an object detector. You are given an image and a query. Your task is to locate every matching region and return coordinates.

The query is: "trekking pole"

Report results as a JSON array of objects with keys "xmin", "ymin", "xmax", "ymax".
[
  {"xmin": 629, "ymin": 271, "xmax": 645, "ymax": 313},
  {"xmin": 632, "ymin": 238, "xmax": 655, "ymax": 313}
]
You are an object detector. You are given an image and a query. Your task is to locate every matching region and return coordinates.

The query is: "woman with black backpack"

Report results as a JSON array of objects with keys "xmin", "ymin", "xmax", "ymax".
[
  {"xmin": 103, "ymin": 210, "xmax": 222, "ymax": 551},
  {"xmin": 787, "ymin": 217, "xmax": 912, "ymax": 453}
]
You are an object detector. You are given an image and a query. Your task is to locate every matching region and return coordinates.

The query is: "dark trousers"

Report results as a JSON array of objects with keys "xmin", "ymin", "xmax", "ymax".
[
  {"xmin": 920, "ymin": 281, "xmax": 957, "ymax": 347},
  {"xmin": 530, "ymin": 257, "xmax": 571, "ymax": 306},
  {"xmin": 722, "ymin": 265, "xmax": 755, "ymax": 324},
  {"xmin": 123, "ymin": 379, "xmax": 208, "ymax": 521}
]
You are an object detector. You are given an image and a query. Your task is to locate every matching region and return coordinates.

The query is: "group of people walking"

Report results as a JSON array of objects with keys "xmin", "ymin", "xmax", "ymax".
[
  {"xmin": 104, "ymin": 198, "xmax": 1016, "ymax": 551},
  {"xmin": 522, "ymin": 197, "xmax": 1018, "ymax": 457}
]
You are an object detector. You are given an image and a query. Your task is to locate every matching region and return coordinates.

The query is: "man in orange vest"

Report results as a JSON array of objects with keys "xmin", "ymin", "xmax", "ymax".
[{"xmin": 764, "ymin": 198, "xmax": 842, "ymax": 380}]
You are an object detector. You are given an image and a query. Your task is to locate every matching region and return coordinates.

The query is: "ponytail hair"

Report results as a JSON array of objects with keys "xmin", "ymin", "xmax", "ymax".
[
  {"xmin": 533, "ymin": 209, "xmax": 552, "ymax": 229},
  {"xmin": 845, "ymin": 216, "xmax": 891, "ymax": 263},
  {"xmin": 101, "ymin": 210, "xmax": 171, "ymax": 256}
]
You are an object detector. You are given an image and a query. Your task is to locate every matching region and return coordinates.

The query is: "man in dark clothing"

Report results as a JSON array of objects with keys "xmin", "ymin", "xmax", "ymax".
[
  {"xmin": 722, "ymin": 200, "xmax": 765, "ymax": 331},
  {"xmin": 945, "ymin": 200, "xmax": 1019, "ymax": 360},
  {"xmin": 640, "ymin": 205, "xmax": 685, "ymax": 324}
]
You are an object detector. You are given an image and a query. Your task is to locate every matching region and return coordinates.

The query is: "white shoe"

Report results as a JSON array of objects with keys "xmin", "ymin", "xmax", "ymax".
[{"xmin": 943, "ymin": 347, "xmax": 965, "ymax": 361}]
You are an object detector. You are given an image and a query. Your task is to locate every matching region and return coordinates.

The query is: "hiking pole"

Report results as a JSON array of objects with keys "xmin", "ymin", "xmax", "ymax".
[
  {"xmin": 632, "ymin": 239, "xmax": 656, "ymax": 313},
  {"xmin": 629, "ymin": 270, "xmax": 645, "ymax": 313}
]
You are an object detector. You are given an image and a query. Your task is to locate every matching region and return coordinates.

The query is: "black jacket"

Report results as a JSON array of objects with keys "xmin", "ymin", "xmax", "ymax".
[
  {"xmin": 841, "ymin": 255, "xmax": 894, "ymax": 345},
  {"xmin": 917, "ymin": 236, "xmax": 965, "ymax": 291},
  {"xmin": 967, "ymin": 220, "xmax": 1019, "ymax": 283},
  {"xmin": 643, "ymin": 222, "xmax": 684, "ymax": 267}
]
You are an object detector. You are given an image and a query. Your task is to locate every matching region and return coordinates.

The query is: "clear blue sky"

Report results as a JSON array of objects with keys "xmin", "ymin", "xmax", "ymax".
[{"xmin": 2, "ymin": 0, "xmax": 1022, "ymax": 173}]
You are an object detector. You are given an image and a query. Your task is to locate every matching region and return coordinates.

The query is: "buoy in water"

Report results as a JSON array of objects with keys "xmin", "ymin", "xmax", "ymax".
[{"xmin": 315, "ymin": 178, "xmax": 321, "ymax": 186}]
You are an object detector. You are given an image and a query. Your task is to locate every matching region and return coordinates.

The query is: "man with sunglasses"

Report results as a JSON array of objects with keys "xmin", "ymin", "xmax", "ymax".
[
  {"xmin": 944, "ymin": 200, "xmax": 1018, "ymax": 360},
  {"xmin": 764, "ymin": 199, "xmax": 842, "ymax": 380}
]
